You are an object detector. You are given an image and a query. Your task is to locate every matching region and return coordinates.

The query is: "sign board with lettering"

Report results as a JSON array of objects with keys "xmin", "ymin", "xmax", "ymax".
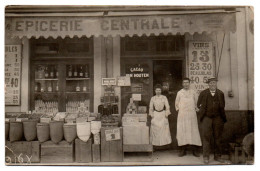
[
  {"xmin": 5, "ymin": 45, "xmax": 22, "ymax": 105},
  {"xmin": 105, "ymin": 128, "xmax": 121, "ymax": 141},
  {"xmin": 132, "ymin": 94, "xmax": 142, "ymax": 101},
  {"xmin": 125, "ymin": 64, "xmax": 149, "ymax": 78},
  {"xmin": 102, "ymin": 78, "xmax": 117, "ymax": 86},
  {"xmin": 6, "ymin": 13, "xmax": 236, "ymax": 38},
  {"xmin": 117, "ymin": 76, "xmax": 131, "ymax": 86},
  {"xmin": 188, "ymin": 41, "xmax": 215, "ymax": 94}
]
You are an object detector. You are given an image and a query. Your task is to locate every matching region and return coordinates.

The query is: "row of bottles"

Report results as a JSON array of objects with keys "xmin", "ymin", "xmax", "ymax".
[
  {"xmin": 35, "ymin": 81, "xmax": 59, "ymax": 92},
  {"xmin": 98, "ymin": 103, "xmax": 119, "ymax": 115},
  {"xmin": 67, "ymin": 65, "xmax": 89, "ymax": 78},
  {"xmin": 66, "ymin": 100, "xmax": 90, "ymax": 113},
  {"xmin": 74, "ymin": 80, "xmax": 89, "ymax": 92},
  {"xmin": 34, "ymin": 100, "xmax": 58, "ymax": 114},
  {"xmin": 35, "ymin": 65, "xmax": 59, "ymax": 79}
]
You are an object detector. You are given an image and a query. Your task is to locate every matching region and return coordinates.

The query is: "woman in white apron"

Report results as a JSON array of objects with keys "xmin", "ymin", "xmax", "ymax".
[{"xmin": 149, "ymin": 84, "xmax": 172, "ymax": 147}]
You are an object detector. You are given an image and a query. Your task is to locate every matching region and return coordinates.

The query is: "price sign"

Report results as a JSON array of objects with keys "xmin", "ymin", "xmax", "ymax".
[
  {"xmin": 188, "ymin": 41, "xmax": 215, "ymax": 94},
  {"xmin": 105, "ymin": 128, "xmax": 121, "ymax": 141},
  {"xmin": 102, "ymin": 78, "xmax": 117, "ymax": 86},
  {"xmin": 5, "ymin": 45, "xmax": 22, "ymax": 105}
]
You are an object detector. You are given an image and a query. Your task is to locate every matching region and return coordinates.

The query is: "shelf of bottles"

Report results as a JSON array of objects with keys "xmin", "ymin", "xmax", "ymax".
[
  {"xmin": 34, "ymin": 64, "xmax": 59, "ymax": 114},
  {"xmin": 65, "ymin": 64, "xmax": 91, "ymax": 113}
]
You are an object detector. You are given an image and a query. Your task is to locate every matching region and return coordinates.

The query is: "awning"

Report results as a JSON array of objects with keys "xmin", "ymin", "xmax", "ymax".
[{"xmin": 5, "ymin": 12, "xmax": 236, "ymax": 39}]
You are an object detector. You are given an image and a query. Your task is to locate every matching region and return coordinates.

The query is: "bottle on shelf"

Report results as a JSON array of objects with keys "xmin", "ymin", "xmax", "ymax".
[
  {"xmin": 68, "ymin": 65, "xmax": 72, "ymax": 78},
  {"xmin": 50, "ymin": 65, "xmax": 54, "ymax": 78},
  {"xmin": 47, "ymin": 81, "xmax": 53, "ymax": 92},
  {"xmin": 79, "ymin": 65, "xmax": 84, "ymax": 77},
  {"xmin": 82, "ymin": 80, "xmax": 87, "ymax": 92},
  {"xmin": 54, "ymin": 81, "xmax": 59, "ymax": 92},
  {"xmin": 44, "ymin": 66, "xmax": 49, "ymax": 78},
  {"xmin": 85, "ymin": 65, "xmax": 89, "ymax": 78},
  {"xmin": 73, "ymin": 65, "xmax": 78, "ymax": 78},
  {"xmin": 55, "ymin": 65, "xmax": 59, "ymax": 78},
  {"xmin": 76, "ymin": 81, "xmax": 80, "ymax": 92}
]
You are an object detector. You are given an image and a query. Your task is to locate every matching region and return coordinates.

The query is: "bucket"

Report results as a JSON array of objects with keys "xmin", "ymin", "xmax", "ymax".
[
  {"xmin": 9, "ymin": 122, "xmax": 23, "ymax": 142},
  {"xmin": 76, "ymin": 122, "xmax": 91, "ymax": 142},
  {"xmin": 37, "ymin": 123, "xmax": 50, "ymax": 143},
  {"xmin": 23, "ymin": 120, "xmax": 38, "ymax": 141},
  {"xmin": 5, "ymin": 122, "xmax": 10, "ymax": 140},
  {"xmin": 63, "ymin": 123, "xmax": 77, "ymax": 143},
  {"xmin": 50, "ymin": 121, "xmax": 64, "ymax": 144}
]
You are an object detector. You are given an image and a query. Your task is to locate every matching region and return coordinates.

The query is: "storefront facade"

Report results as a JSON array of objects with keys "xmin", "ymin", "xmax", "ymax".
[{"xmin": 5, "ymin": 6, "xmax": 254, "ymax": 149}]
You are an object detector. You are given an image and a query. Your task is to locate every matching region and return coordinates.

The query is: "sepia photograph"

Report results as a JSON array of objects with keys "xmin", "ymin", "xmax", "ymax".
[{"xmin": 4, "ymin": 5, "xmax": 254, "ymax": 166}]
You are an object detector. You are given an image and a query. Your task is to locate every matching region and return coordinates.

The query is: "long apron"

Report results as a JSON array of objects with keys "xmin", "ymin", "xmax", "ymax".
[
  {"xmin": 150, "ymin": 111, "xmax": 172, "ymax": 146},
  {"xmin": 176, "ymin": 95, "xmax": 202, "ymax": 146}
]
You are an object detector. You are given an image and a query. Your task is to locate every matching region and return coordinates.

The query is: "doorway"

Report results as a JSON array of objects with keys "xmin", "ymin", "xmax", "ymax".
[{"xmin": 153, "ymin": 60, "xmax": 183, "ymax": 149}]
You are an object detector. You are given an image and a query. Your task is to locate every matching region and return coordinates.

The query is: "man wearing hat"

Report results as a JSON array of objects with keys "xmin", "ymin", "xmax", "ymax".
[{"xmin": 197, "ymin": 77, "xmax": 227, "ymax": 164}]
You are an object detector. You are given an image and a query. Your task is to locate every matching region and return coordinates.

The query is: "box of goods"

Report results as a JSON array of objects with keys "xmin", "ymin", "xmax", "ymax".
[
  {"xmin": 75, "ymin": 138, "xmax": 92, "ymax": 163},
  {"xmin": 16, "ymin": 114, "xmax": 31, "ymax": 122},
  {"xmin": 101, "ymin": 127, "xmax": 123, "ymax": 162},
  {"xmin": 5, "ymin": 112, "xmax": 23, "ymax": 122},
  {"xmin": 101, "ymin": 115, "xmax": 119, "ymax": 128},
  {"xmin": 92, "ymin": 144, "xmax": 101, "ymax": 163},
  {"xmin": 5, "ymin": 141, "xmax": 40, "ymax": 163},
  {"xmin": 123, "ymin": 126, "xmax": 150, "ymax": 145},
  {"xmin": 41, "ymin": 140, "xmax": 74, "ymax": 163},
  {"xmin": 53, "ymin": 112, "xmax": 68, "ymax": 122},
  {"xmin": 28, "ymin": 114, "xmax": 43, "ymax": 122},
  {"xmin": 122, "ymin": 114, "xmax": 148, "ymax": 126},
  {"xmin": 40, "ymin": 114, "xmax": 54, "ymax": 123},
  {"xmin": 65, "ymin": 113, "xmax": 78, "ymax": 123},
  {"xmin": 123, "ymin": 114, "xmax": 148, "ymax": 122}
]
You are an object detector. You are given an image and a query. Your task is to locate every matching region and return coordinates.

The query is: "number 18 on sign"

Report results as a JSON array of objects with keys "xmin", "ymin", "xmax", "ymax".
[{"xmin": 188, "ymin": 41, "xmax": 215, "ymax": 94}]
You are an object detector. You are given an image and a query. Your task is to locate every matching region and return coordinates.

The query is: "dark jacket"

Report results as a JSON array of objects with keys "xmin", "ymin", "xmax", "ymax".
[{"xmin": 197, "ymin": 88, "xmax": 227, "ymax": 122}]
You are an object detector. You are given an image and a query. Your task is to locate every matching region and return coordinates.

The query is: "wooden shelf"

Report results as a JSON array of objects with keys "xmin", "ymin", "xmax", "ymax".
[
  {"xmin": 35, "ymin": 78, "xmax": 58, "ymax": 81},
  {"xmin": 66, "ymin": 78, "xmax": 90, "ymax": 81},
  {"xmin": 65, "ymin": 92, "xmax": 91, "ymax": 94},
  {"xmin": 35, "ymin": 92, "xmax": 60, "ymax": 94}
]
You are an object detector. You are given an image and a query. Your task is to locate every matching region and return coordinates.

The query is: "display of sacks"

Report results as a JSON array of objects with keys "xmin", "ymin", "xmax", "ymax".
[
  {"xmin": 5, "ymin": 122, "xmax": 9, "ymax": 140},
  {"xmin": 63, "ymin": 123, "xmax": 77, "ymax": 143},
  {"xmin": 9, "ymin": 122, "xmax": 23, "ymax": 142},
  {"xmin": 91, "ymin": 121, "xmax": 102, "ymax": 134},
  {"xmin": 37, "ymin": 123, "xmax": 50, "ymax": 143},
  {"xmin": 50, "ymin": 121, "xmax": 64, "ymax": 144},
  {"xmin": 23, "ymin": 120, "xmax": 38, "ymax": 141},
  {"xmin": 77, "ymin": 122, "xmax": 91, "ymax": 142}
]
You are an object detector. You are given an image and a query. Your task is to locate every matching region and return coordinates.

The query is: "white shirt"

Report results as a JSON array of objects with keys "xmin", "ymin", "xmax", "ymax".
[{"xmin": 210, "ymin": 90, "xmax": 216, "ymax": 96}]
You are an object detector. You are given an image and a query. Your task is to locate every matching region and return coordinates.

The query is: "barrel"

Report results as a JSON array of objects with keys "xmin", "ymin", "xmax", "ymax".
[
  {"xmin": 50, "ymin": 121, "xmax": 64, "ymax": 144},
  {"xmin": 5, "ymin": 122, "xmax": 10, "ymax": 140},
  {"xmin": 63, "ymin": 123, "xmax": 77, "ymax": 143},
  {"xmin": 37, "ymin": 123, "xmax": 50, "ymax": 143},
  {"xmin": 23, "ymin": 120, "xmax": 38, "ymax": 141},
  {"xmin": 76, "ymin": 122, "xmax": 91, "ymax": 142},
  {"xmin": 9, "ymin": 122, "xmax": 23, "ymax": 142}
]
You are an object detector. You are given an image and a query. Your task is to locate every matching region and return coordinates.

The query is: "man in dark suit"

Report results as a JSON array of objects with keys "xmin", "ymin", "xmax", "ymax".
[{"xmin": 197, "ymin": 77, "xmax": 227, "ymax": 164}]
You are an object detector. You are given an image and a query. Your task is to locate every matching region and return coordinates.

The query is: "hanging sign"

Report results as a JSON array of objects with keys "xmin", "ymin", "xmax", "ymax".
[
  {"xmin": 102, "ymin": 78, "xmax": 117, "ymax": 86},
  {"xmin": 188, "ymin": 41, "xmax": 215, "ymax": 94},
  {"xmin": 125, "ymin": 64, "xmax": 149, "ymax": 78},
  {"xmin": 117, "ymin": 76, "xmax": 131, "ymax": 86},
  {"xmin": 105, "ymin": 128, "xmax": 121, "ymax": 141},
  {"xmin": 5, "ymin": 45, "xmax": 22, "ymax": 105},
  {"xmin": 132, "ymin": 94, "xmax": 142, "ymax": 101}
]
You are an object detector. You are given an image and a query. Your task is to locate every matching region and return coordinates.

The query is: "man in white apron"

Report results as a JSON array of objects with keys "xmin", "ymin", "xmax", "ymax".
[
  {"xmin": 149, "ymin": 84, "xmax": 172, "ymax": 148},
  {"xmin": 175, "ymin": 78, "xmax": 202, "ymax": 157}
]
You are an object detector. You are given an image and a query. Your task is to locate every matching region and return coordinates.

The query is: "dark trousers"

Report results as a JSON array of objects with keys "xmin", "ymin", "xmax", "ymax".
[{"xmin": 201, "ymin": 116, "xmax": 224, "ymax": 158}]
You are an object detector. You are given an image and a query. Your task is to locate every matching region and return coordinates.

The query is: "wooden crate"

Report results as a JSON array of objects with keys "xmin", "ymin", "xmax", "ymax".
[
  {"xmin": 41, "ymin": 140, "xmax": 74, "ymax": 163},
  {"xmin": 92, "ymin": 144, "xmax": 101, "ymax": 163},
  {"xmin": 123, "ymin": 144, "xmax": 153, "ymax": 162},
  {"xmin": 5, "ymin": 141, "xmax": 40, "ymax": 164},
  {"xmin": 75, "ymin": 138, "xmax": 92, "ymax": 163},
  {"xmin": 101, "ymin": 127, "xmax": 123, "ymax": 162},
  {"xmin": 123, "ymin": 126, "xmax": 149, "ymax": 144}
]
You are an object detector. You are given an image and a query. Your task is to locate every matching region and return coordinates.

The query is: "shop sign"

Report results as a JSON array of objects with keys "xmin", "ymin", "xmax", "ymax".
[
  {"xmin": 126, "ymin": 64, "xmax": 149, "ymax": 78},
  {"xmin": 6, "ymin": 13, "xmax": 236, "ymax": 38},
  {"xmin": 102, "ymin": 78, "xmax": 117, "ymax": 86},
  {"xmin": 188, "ymin": 41, "xmax": 215, "ymax": 94},
  {"xmin": 117, "ymin": 76, "xmax": 131, "ymax": 86},
  {"xmin": 5, "ymin": 45, "xmax": 22, "ymax": 105},
  {"xmin": 105, "ymin": 128, "xmax": 121, "ymax": 141}
]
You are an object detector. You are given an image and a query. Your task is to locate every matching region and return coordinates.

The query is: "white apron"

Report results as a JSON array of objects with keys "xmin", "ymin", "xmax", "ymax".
[
  {"xmin": 150, "ymin": 111, "xmax": 172, "ymax": 146},
  {"xmin": 176, "ymin": 90, "xmax": 202, "ymax": 146}
]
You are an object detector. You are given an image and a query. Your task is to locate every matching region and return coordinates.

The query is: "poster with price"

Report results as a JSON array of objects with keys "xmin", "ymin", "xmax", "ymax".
[
  {"xmin": 5, "ymin": 45, "xmax": 22, "ymax": 105},
  {"xmin": 188, "ymin": 41, "xmax": 215, "ymax": 94}
]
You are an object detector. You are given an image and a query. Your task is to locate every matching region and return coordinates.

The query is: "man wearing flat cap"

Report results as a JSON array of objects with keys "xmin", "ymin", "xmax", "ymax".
[{"xmin": 197, "ymin": 77, "xmax": 227, "ymax": 164}]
